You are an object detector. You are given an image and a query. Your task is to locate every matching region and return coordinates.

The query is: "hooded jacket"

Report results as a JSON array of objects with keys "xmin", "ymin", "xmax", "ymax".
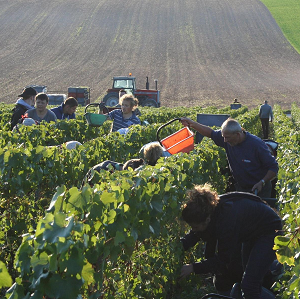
[{"xmin": 10, "ymin": 99, "xmax": 34, "ymax": 129}]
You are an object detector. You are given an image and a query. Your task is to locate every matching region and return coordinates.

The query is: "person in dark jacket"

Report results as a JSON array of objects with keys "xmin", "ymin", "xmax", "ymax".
[
  {"xmin": 81, "ymin": 158, "xmax": 145, "ymax": 189},
  {"xmin": 259, "ymin": 100, "xmax": 274, "ymax": 139},
  {"xmin": 51, "ymin": 97, "xmax": 78, "ymax": 120},
  {"xmin": 179, "ymin": 184, "xmax": 282, "ymax": 299},
  {"xmin": 11, "ymin": 87, "xmax": 37, "ymax": 129},
  {"xmin": 180, "ymin": 118, "xmax": 278, "ymax": 198}
]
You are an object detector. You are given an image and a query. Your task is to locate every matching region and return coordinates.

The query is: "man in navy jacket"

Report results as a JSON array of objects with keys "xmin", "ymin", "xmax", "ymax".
[
  {"xmin": 51, "ymin": 97, "xmax": 78, "ymax": 120},
  {"xmin": 181, "ymin": 117, "xmax": 278, "ymax": 198}
]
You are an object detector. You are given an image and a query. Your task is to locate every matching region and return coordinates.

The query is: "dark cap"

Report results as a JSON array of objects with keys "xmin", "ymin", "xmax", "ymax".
[{"xmin": 18, "ymin": 87, "xmax": 37, "ymax": 98}]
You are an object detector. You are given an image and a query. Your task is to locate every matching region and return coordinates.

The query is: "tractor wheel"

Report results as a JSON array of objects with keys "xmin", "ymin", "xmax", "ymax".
[
  {"xmin": 103, "ymin": 92, "xmax": 119, "ymax": 107},
  {"xmin": 142, "ymin": 98, "xmax": 158, "ymax": 107}
]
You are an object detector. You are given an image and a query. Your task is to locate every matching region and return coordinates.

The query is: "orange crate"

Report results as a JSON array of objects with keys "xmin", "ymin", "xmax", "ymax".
[
  {"xmin": 161, "ymin": 127, "xmax": 194, "ymax": 154},
  {"xmin": 157, "ymin": 118, "xmax": 194, "ymax": 155}
]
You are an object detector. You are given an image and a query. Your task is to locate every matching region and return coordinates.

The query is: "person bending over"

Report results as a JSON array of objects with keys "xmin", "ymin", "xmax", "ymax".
[
  {"xmin": 139, "ymin": 141, "xmax": 171, "ymax": 163},
  {"xmin": 179, "ymin": 184, "xmax": 282, "ymax": 299},
  {"xmin": 82, "ymin": 158, "xmax": 144, "ymax": 188}
]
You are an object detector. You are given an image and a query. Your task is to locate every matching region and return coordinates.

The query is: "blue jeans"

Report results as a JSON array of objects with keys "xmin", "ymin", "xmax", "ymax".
[{"xmin": 241, "ymin": 234, "xmax": 277, "ymax": 299}]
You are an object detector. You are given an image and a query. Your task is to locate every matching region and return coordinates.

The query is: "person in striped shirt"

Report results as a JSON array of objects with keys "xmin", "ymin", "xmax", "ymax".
[{"xmin": 102, "ymin": 94, "xmax": 141, "ymax": 132}]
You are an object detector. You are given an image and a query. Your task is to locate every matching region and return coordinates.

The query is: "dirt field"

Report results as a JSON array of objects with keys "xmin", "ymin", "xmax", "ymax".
[{"xmin": 1, "ymin": 0, "xmax": 300, "ymax": 109}]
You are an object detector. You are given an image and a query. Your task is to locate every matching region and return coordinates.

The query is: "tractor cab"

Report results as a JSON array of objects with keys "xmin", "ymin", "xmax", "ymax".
[{"xmin": 112, "ymin": 76, "xmax": 136, "ymax": 92}]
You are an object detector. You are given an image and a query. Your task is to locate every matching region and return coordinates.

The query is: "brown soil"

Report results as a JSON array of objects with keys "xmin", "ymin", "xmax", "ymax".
[{"xmin": 1, "ymin": 0, "xmax": 300, "ymax": 110}]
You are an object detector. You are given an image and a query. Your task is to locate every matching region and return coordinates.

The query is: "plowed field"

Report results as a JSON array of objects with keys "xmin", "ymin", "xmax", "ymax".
[{"xmin": 1, "ymin": 0, "xmax": 300, "ymax": 109}]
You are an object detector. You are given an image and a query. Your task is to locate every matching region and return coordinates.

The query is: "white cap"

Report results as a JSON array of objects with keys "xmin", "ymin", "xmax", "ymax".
[
  {"xmin": 65, "ymin": 141, "xmax": 82, "ymax": 150},
  {"xmin": 22, "ymin": 118, "xmax": 36, "ymax": 126}
]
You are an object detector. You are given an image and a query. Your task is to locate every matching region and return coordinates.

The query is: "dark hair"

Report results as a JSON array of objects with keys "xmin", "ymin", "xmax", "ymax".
[
  {"xmin": 123, "ymin": 158, "xmax": 144, "ymax": 170},
  {"xmin": 23, "ymin": 94, "xmax": 33, "ymax": 100},
  {"xmin": 64, "ymin": 97, "xmax": 78, "ymax": 107},
  {"xmin": 182, "ymin": 184, "xmax": 219, "ymax": 225},
  {"xmin": 35, "ymin": 92, "xmax": 49, "ymax": 103}
]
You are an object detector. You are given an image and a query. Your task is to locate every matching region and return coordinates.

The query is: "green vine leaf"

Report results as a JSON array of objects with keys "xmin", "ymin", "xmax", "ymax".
[
  {"xmin": 114, "ymin": 231, "xmax": 126, "ymax": 245},
  {"xmin": 0, "ymin": 261, "xmax": 12, "ymax": 288},
  {"xmin": 274, "ymin": 236, "xmax": 295, "ymax": 266}
]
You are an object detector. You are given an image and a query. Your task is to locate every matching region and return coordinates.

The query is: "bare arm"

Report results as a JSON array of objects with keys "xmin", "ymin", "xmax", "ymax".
[{"xmin": 181, "ymin": 117, "xmax": 213, "ymax": 138}]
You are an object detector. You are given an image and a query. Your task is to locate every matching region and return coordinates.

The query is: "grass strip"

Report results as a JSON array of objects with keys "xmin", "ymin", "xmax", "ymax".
[{"xmin": 260, "ymin": 0, "xmax": 300, "ymax": 54}]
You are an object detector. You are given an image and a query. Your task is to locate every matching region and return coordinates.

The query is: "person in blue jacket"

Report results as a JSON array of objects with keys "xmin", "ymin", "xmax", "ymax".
[
  {"xmin": 180, "ymin": 117, "xmax": 278, "ymax": 198},
  {"xmin": 179, "ymin": 184, "xmax": 282, "ymax": 299},
  {"xmin": 51, "ymin": 97, "xmax": 78, "ymax": 120}
]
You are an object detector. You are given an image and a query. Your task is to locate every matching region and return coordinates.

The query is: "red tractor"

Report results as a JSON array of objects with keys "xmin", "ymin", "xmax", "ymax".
[{"xmin": 103, "ymin": 74, "xmax": 160, "ymax": 107}]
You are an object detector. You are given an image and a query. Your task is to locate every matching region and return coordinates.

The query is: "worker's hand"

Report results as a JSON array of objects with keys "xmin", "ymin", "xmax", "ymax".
[
  {"xmin": 180, "ymin": 117, "xmax": 193, "ymax": 128},
  {"xmin": 179, "ymin": 264, "xmax": 194, "ymax": 280},
  {"xmin": 99, "ymin": 102, "xmax": 107, "ymax": 114},
  {"xmin": 252, "ymin": 181, "xmax": 264, "ymax": 194}
]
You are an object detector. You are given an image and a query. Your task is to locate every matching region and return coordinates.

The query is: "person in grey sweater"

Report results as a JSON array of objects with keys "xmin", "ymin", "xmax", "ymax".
[
  {"xmin": 259, "ymin": 100, "xmax": 274, "ymax": 139},
  {"xmin": 26, "ymin": 93, "xmax": 57, "ymax": 123}
]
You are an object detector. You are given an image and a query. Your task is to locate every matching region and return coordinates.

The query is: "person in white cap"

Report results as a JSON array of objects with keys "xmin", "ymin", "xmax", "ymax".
[
  {"xmin": 65, "ymin": 141, "xmax": 82, "ymax": 150},
  {"xmin": 22, "ymin": 118, "xmax": 37, "ymax": 126},
  {"xmin": 11, "ymin": 87, "xmax": 37, "ymax": 129},
  {"xmin": 12, "ymin": 117, "xmax": 37, "ymax": 132}
]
